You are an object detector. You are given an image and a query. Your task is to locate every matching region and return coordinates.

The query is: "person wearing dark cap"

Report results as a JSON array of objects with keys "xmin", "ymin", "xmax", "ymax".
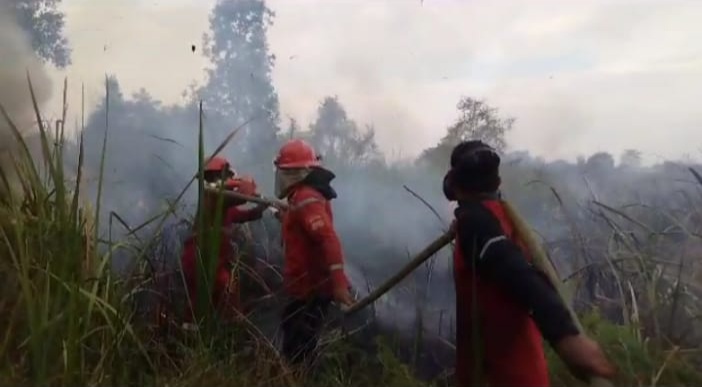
[{"xmin": 443, "ymin": 140, "xmax": 616, "ymax": 387}]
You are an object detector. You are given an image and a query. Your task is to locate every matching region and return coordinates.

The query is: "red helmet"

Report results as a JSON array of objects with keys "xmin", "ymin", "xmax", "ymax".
[
  {"xmin": 224, "ymin": 176, "xmax": 258, "ymax": 196},
  {"xmin": 204, "ymin": 156, "xmax": 231, "ymax": 173},
  {"xmin": 274, "ymin": 139, "xmax": 321, "ymax": 169}
]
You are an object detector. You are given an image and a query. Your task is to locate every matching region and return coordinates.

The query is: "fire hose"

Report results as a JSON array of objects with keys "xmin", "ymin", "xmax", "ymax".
[{"xmin": 341, "ymin": 203, "xmax": 614, "ymax": 387}]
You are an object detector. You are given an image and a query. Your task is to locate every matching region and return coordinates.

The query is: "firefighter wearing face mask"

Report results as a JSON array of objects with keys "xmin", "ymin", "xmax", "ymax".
[
  {"xmin": 273, "ymin": 139, "xmax": 354, "ymax": 366},
  {"xmin": 180, "ymin": 156, "xmax": 267, "ymax": 323}
]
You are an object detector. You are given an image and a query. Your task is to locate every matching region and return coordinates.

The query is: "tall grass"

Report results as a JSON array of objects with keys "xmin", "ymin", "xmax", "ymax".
[
  {"xmin": 529, "ymin": 174, "xmax": 702, "ymax": 386},
  {"xmin": 0, "ymin": 78, "xmax": 419, "ymax": 387},
  {"xmin": 1, "ymin": 77, "xmax": 702, "ymax": 387},
  {"xmin": 0, "ymin": 77, "xmax": 152, "ymax": 386}
]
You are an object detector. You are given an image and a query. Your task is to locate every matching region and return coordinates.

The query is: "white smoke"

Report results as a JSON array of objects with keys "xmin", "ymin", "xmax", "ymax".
[{"xmin": 0, "ymin": 0, "xmax": 53, "ymax": 169}]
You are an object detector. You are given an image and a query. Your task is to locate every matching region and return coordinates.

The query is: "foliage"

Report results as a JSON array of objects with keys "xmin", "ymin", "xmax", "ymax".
[
  {"xmin": 8, "ymin": 0, "xmax": 70, "ymax": 67},
  {"xmin": 547, "ymin": 312, "xmax": 702, "ymax": 386},
  {"xmin": 585, "ymin": 152, "xmax": 616, "ymax": 174},
  {"xmin": 285, "ymin": 117, "xmax": 300, "ymax": 140},
  {"xmin": 419, "ymin": 97, "xmax": 514, "ymax": 169},
  {"xmin": 79, "ymin": 77, "xmax": 195, "ymax": 230},
  {"xmin": 0, "ymin": 78, "xmax": 151, "ymax": 386},
  {"xmin": 198, "ymin": 0, "xmax": 280, "ymax": 164},
  {"xmin": 620, "ymin": 149, "xmax": 643, "ymax": 168},
  {"xmin": 307, "ymin": 96, "xmax": 382, "ymax": 169}
]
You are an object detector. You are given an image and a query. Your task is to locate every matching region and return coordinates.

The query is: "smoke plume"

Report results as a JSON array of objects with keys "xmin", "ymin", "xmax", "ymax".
[
  {"xmin": 68, "ymin": 0, "xmax": 702, "ymax": 349},
  {"xmin": 0, "ymin": 0, "xmax": 53, "ymax": 178}
]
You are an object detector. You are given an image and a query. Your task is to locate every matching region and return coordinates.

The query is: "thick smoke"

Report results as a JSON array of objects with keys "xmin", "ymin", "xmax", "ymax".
[
  {"xmin": 331, "ymin": 151, "xmax": 702, "ymax": 339},
  {"xmin": 0, "ymin": 0, "xmax": 53, "ymax": 183},
  {"xmin": 69, "ymin": 0, "xmax": 702, "ymax": 349},
  {"xmin": 76, "ymin": 84, "xmax": 702, "ymax": 344},
  {"xmin": 79, "ymin": 84, "xmax": 702, "ymax": 342}
]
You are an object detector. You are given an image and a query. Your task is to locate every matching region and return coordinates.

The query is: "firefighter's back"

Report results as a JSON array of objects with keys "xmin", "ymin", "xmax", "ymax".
[{"xmin": 454, "ymin": 199, "xmax": 549, "ymax": 387}]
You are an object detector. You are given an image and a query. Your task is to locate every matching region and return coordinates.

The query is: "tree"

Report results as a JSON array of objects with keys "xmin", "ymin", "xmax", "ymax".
[
  {"xmin": 198, "ymin": 0, "xmax": 280, "ymax": 162},
  {"xmin": 584, "ymin": 152, "xmax": 615, "ymax": 175},
  {"xmin": 9, "ymin": 0, "xmax": 71, "ymax": 67},
  {"xmin": 308, "ymin": 96, "xmax": 381, "ymax": 168},
  {"xmin": 620, "ymin": 149, "xmax": 642, "ymax": 168},
  {"xmin": 446, "ymin": 97, "xmax": 514, "ymax": 152},
  {"xmin": 419, "ymin": 97, "xmax": 514, "ymax": 168},
  {"xmin": 80, "ymin": 76, "xmax": 194, "ymax": 226},
  {"xmin": 285, "ymin": 117, "xmax": 299, "ymax": 140}
]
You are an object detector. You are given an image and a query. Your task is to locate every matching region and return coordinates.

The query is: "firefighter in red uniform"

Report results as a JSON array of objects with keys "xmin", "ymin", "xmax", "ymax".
[
  {"xmin": 273, "ymin": 139, "xmax": 354, "ymax": 367},
  {"xmin": 180, "ymin": 156, "xmax": 267, "ymax": 323},
  {"xmin": 443, "ymin": 140, "xmax": 616, "ymax": 387}
]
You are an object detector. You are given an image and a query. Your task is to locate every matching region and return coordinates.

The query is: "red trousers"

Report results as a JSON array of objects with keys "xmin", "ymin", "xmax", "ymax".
[{"xmin": 180, "ymin": 239, "xmax": 241, "ymax": 322}]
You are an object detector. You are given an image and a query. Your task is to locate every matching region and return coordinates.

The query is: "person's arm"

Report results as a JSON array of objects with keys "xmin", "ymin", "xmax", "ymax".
[
  {"xmin": 271, "ymin": 206, "xmax": 284, "ymax": 222},
  {"xmin": 297, "ymin": 201, "xmax": 350, "ymax": 291},
  {"xmin": 205, "ymin": 188, "xmax": 243, "ymax": 209},
  {"xmin": 225, "ymin": 205, "xmax": 265, "ymax": 223},
  {"xmin": 455, "ymin": 202, "xmax": 579, "ymax": 345},
  {"xmin": 236, "ymin": 203, "xmax": 268, "ymax": 222}
]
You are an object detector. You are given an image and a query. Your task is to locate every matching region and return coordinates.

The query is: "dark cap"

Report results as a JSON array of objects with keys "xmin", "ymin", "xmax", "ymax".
[{"xmin": 447, "ymin": 140, "xmax": 501, "ymax": 194}]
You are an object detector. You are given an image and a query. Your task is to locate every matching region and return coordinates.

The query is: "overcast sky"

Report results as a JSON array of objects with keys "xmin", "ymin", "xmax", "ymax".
[{"xmin": 45, "ymin": 0, "xmax": 702, "ymax": 164}]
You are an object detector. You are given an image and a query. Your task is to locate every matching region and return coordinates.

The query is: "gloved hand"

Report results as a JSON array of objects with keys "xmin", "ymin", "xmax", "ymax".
[
  {"xmin": 555, "ymin": 334, "xmax": 617, "ymax": 382},
  {"xmin": 333, "ymin": 286, "xmax": 355, "ymax": 307},
  {"xmin": 270, "ymin": 206, "xmax": 285, "ymax": 221}
]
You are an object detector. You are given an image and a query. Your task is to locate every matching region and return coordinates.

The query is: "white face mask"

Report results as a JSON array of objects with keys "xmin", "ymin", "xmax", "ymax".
[
  {"xmin": 274, "ymin": 169, "xmax": 285, "ymax": 199},
  {"xmin": 274, "ymin": 168, "xmax": 312, "ymax": 198}
]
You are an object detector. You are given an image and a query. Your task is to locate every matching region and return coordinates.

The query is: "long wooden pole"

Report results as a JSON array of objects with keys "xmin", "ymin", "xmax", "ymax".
[
  {"xmin": 204, "ymin": 186, "xmax": 287, "ymax": 209},
  {"xmin": 342, "ymin": 226, "xmax": 455, "ymax": 315},
  {"xmin": 343, "ymin": 203, "xmax": 613, "ymax": 387},
  {"xmin": 502, "ymin": 202, "xmax": 614, "ymax": 387}
]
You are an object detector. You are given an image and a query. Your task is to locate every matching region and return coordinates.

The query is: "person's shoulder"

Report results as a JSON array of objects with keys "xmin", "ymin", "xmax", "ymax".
[
  {"xmin": 454, "ymin": 200, "xmax": 501, "ymax": 229},
  {"xmin": 289, "ymin": 185, "xmax": 325, "ymax": 206},
  {"xmin": 454, "ymin": 200, "xmax": 488, "ymax": 218}
]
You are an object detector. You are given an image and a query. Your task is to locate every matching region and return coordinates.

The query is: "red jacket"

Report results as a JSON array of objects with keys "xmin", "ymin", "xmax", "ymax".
[
  {"xmin": 182, "ymin": 206, "xmax": 260, "ymax": 273},
  {"xmin": 180, "ymin": 205, "xmax": 262, "ymax": 318},
  {"xmin": 454, "ymin": 199, "xmax": 549, "ymax": 387},
  {"xmin": 281, "ymin": 185, "xmax": 349, "ymax": 300}
]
